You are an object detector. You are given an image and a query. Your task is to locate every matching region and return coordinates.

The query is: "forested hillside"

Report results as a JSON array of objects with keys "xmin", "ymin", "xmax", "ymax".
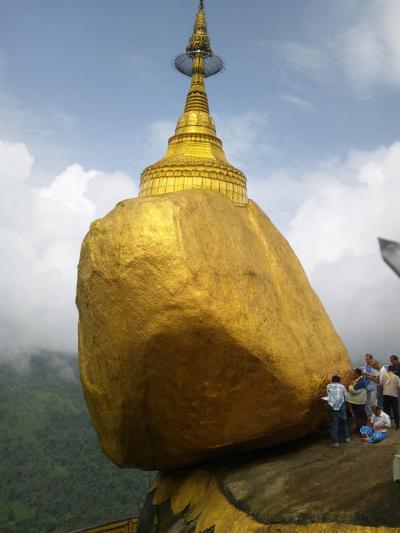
[{"xmin": 0, "ymin": 353, "xmax": 153, "ymax": 533}]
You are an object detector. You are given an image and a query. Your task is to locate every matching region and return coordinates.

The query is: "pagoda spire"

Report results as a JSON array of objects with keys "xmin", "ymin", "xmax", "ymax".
[
  {"xmin": 139, "ymin": 1, "xmax": 248, "ymax": 206},
  {"xmin": 183, "ymin": 1, "xmax": 211, "ymax": 115},
  {"xmin": 186, "ymin": 0, "xmax": 212, "ymax": 56}
]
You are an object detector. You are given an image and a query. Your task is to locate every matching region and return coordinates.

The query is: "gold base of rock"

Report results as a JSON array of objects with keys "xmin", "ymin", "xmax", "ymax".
[{"xmin": 77, "ymin": 190, "xmax": 351, "ymax": 470}]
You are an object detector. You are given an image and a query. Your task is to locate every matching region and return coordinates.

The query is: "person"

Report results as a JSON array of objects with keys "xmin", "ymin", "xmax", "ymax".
[
  {"xmin": 382, "ymin": 365, "xmax": 400, "ymax": 430},
  {"xmin": 327, "ymin": 375, "xmax": 350, "ymax": 448},
  {"xmin": 360, "ymin": 405, "xmax": 391, "ymax": 443},
  {"xmin": 389, "ymin": 355, "xmax": 400, "ymax": 419},
  {"xmin": 347, "ymin": 368, "xmax": 367, "ymax": 433},
  {"xmin": 371, "ymin": 360, "xmax": 387, "ymax": 408},
  {"xmin": 390, "ymin": 355, "xmax": 400, "ymax": 378},
  {"xmin": 362, "ymin": 353, "xmax": 378, "ymax": 417}
]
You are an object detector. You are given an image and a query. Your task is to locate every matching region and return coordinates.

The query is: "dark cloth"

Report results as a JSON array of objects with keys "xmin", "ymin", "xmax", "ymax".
[
  {"xmin": 393, "ymin": 363, "xmax": 400, "ymax": 378},
  {"xmin": 377, "ymin": 387, "xmax": 384, "ymax": 408},
  {"xmin": 351, "ymin": 403, "xmax": 367, "ymax": 431},
  {"xmin": 392, "ymin": 363, "xmax": 400, "ymax": 418},
  {"xmin": 329, "ymin": 406, "xmax": 350, "ymax": 443},
  {"xmin": 383, "ymin": 395, "xmax": 399, "ymax": 428}
]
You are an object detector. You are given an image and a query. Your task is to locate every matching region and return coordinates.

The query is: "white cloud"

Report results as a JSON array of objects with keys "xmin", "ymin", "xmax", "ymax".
[
  {"xmin": 214, "ymin": 112, "xmax": 271, "ymax": 169},
  {"xmin": 274, "ymin": 41, "xmax": 329, "ymax": 80},
  {"xmin": 148, "ymin": 119, "xmax": 175, "ymax": 156},
  {"xmin": 279, "ymin": 94, "xmax": 313, "ymax": 110},
  {"xmin": 0, "ymin": 140, "xmax": 136, "ymax": 358},
  {"xmin": 273, "ymin": 0, "xmax": 400, "ymax": 92},
  {"xmin": 287, "ymin": 145, "xmax": 400, "ymax": 271},
  {"xmin": 338, "ymin": 0, "xmax": 400, "ymax": 89},
  {"xmin": 51, "ymin": 109, "xmax": 75, "ymax": 128},
  {"xmin": 256, "ymin": 142, "xmax": 400, "ymax": 362}
]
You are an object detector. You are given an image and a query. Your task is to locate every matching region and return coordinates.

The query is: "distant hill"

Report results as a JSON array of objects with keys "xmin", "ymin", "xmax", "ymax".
[{"xmin": 0, "ymin": 353, "xmax": 153, "ymax": 533}]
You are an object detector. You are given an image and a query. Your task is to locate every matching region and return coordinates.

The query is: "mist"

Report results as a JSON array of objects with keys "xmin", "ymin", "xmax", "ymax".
[{"xmin": 0, "ymin": 139, "xmax": 136, "ymax": 359}]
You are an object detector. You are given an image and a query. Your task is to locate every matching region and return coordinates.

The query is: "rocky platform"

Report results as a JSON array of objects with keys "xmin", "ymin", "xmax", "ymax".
[{"xmin": 138, "ymin": 425, "xmax": 400, "ymax": 532}]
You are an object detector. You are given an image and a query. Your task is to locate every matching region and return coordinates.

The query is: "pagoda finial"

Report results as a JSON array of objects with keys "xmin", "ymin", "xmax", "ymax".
[
  {"xmin": 174, "ymin": 1, "xmax": 224, "ymax": 78},
  {"xmin": 187, "ymin": 0, "xmax": 211, "ymax": 57}
]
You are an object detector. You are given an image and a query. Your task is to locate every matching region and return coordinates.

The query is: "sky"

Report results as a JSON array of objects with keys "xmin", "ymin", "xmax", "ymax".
[{"xmin": 0, "ymin": 0, "xmax": 399, "ymax": 363}]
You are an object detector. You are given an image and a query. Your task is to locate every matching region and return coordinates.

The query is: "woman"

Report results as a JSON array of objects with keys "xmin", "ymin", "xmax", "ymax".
[{"xmin": 348, "ymin": 368, "xmax": 367, "ymax": 433}]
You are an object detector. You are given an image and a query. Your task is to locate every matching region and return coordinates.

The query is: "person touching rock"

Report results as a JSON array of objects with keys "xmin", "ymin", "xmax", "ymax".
[{"xmin": 327, "ymin": 375, "xmax": 350, "ymax": 448}]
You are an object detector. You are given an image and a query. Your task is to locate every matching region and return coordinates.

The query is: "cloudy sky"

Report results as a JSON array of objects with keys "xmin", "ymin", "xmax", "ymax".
[{"xmin": 0, "ymin": 0, "xmax": 399, "ymax": 363}]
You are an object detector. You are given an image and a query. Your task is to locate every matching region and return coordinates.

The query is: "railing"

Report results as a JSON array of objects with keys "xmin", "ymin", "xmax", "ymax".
[{"xmin": 69, "ymin": 516, "xmax": 138, "ymax": 533}]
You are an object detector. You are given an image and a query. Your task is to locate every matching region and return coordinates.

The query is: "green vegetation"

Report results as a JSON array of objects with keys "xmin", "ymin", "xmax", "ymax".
[{"xmin": 0, "ymin": 353, "xmax": 153, "ymax": 533}]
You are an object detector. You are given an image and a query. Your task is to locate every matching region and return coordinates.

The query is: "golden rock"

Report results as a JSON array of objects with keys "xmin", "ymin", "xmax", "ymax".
[{"xmin": 77, "ymin": 189, "xmax": 352, "ymax": 470}]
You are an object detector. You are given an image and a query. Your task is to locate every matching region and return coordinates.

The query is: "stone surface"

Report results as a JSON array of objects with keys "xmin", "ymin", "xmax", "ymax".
[
  {"xmin": 138, "ymin": 428, "xmax": 400, "ymax": 532},
  {"xmin": 77, "ymin": 189, "xmax": 352, "ymax": 470}
]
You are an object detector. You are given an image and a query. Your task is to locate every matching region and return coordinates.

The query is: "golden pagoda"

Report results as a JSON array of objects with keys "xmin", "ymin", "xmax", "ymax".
[
  {"xmin": 77, "ymin": 1, "xmax": 357, "ymax": 529},
  {"xmin": 77, "ymin": 0, "xmax": 351, "ymax": 484},
  {"xmin": 139, "ymin": 0, "xmax": 248, "ymax": 206}
]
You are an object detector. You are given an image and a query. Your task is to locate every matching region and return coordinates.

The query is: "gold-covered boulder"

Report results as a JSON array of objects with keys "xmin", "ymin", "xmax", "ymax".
[{"xmin": 77, "ymin": 189, "xmax": 352, "ymax": 470}]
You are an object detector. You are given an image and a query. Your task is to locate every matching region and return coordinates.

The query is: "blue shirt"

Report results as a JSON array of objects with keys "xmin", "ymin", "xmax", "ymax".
[{"xmin": 363, "ymin": 364, "xmax": 378, "ymax": 391}]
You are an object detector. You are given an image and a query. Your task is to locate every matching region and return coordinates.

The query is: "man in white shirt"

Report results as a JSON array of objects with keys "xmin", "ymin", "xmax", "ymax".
[
  {"xmin": 326, "ymin": 375, "xmax": 350, "ymax": 448},
  {"xmin": 382, "ymin": 366, "xmax": 400, "ymax": 429},
  {"xmin": 360, "ymin": 405, "xmax": 391, "ymax": 443},
  {"xmin": 372, "ymin": 360, "xmax": 387, "ymax": 408},
  {"xmin": 377, "ymin": 362, "xmax": 388, "ymax": 383}
]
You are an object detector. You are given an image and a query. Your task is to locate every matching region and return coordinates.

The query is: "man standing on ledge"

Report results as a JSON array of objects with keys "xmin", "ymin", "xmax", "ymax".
[
  {"xmin": 382, "ymin": 366, "xmax": 400, "ymax": 430},
  {"xmin": 327, "ymin": 375, "xmax": 350, "ymax": 448},
  {"xmin": 390, "ymin": 355, "xmax": 400, "ymax": 422},
  {"xmin": 363, "ymin": 354, "xmax": 378, "ymax": 417},
  {"xmin": 372, "ymin": 360, "xmax": 387, "ymax": 408}
]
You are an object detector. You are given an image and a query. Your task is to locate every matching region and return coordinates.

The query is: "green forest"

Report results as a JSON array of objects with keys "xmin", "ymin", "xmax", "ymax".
[{"xmin": 0, "ymin": 353, "xmax": 153, "ymax": 533}]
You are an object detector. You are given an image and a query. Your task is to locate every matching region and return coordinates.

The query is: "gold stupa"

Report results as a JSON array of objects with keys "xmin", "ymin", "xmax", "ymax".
[{"xmin": 139, "ymin": 0, "xmax": 248, "ymax": 206}]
